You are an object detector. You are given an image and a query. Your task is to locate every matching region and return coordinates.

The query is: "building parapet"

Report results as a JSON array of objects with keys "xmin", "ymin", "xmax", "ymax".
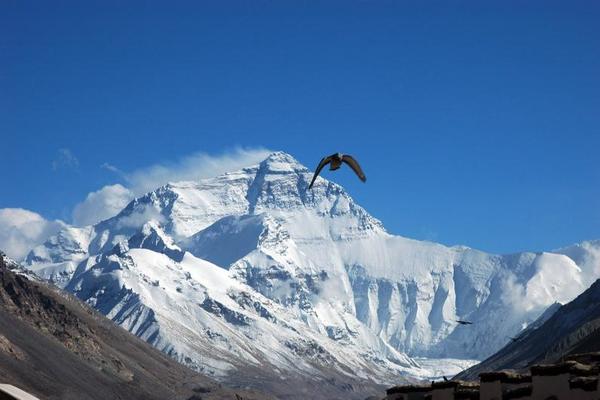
[
  {"xmin": 479, "ymin": 371, "xmax": 531, "ymax": 384},
  {"xmin": 530, "ymin": 361, "xmax": 596, "ymax": 377}
]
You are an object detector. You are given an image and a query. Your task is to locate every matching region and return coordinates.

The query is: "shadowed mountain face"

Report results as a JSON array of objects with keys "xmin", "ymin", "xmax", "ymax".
[
  {"xmin": 0, "ymin": 253, "xmax": 269, "ymax": 400},
  {"xmin": 457, "ymin": 279, "xmax": 600, "ymax": 380}
]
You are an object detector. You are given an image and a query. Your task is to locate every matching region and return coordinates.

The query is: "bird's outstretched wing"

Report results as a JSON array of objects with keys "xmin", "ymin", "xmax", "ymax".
[
  {"xmin": 341, "ymin": 155, "xmax": 366, "ymax": 182},
  {"xmin": 456, "ymin": 320, "xmax": 473, "ymax": 325},
  {"xmin": 308, "ymin": 155, "xmax": 333, "ymax": 189}
]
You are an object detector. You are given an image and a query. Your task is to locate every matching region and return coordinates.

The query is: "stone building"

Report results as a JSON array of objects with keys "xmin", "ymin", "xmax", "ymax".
[{"xmin": 384, "ymin": 353, "xmax": 600, "ymax": 400}]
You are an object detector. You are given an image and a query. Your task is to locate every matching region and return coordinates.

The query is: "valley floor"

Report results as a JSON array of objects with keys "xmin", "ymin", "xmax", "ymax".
[{"xmin": 412, "ymin": 358, "xmax": 480, "ymax": 381}]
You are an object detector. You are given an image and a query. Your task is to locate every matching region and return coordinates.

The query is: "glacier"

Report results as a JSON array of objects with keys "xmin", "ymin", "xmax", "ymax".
[{"xmin": 22, "ymin": 151, "xmax": 600, "ymax": 395}]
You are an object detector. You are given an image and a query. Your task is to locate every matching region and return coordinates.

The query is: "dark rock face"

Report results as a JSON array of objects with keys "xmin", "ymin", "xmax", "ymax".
[
  {"xmin": 200, "ymin": 297, "xmax": 250, "ymax": 326},
  {"xmin": 0, "ymin": 254, "xmax": 270, "ymax": 400}
]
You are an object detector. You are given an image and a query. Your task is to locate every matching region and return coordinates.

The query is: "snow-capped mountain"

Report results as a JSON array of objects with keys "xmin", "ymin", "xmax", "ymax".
[{"xmin": 23, "ymin": 152, "xmax": 600, "ymax": 396}]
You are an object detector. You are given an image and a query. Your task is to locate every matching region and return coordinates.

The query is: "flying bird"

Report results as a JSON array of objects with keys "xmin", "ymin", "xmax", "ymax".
[
  {"xmin": 308, "ymin": 153, "xmax": 366, "ymax": 189},
  {"xmin": 455, "ymin": 320, "xmax": 473, "ymax": 325}
]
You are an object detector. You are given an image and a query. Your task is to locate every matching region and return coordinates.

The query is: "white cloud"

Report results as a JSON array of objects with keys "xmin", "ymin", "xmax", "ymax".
[
  {"xmin": 52, "ymin": 148, "xmax": 79, "ymax": 171},
  {"xmin": 122, "ymin": 147, "xmax": 272, "ymax": 195},
  {"xmin": 100, "ymin": 162, "xmax": 124, "ymax": 175},
  {"xmin": 500, "ymin": 271, "xmax": 529, "ymax": 311},
  {"xmin": 72, "ymin": 184, "xmax": 134, "ymax": 226},
  {"xmin": 500, "ymin": 253, "xmax": 585, "ymax": 316},
  {"xmin": 0, "ymin": 208, "xmax": 65, "ymax": 261},
  {"xmin": 115, "ymin": 204, "xmax": 166, "ymax": 230}
]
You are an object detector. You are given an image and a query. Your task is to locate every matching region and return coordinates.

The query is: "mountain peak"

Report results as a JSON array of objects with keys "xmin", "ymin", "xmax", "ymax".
[
  {"xmin": 263, "ymin": 150, "xmax": 300, "ymax": 163},
  {"xmin": 258, "ymin": 151, "xmax": 309, "ymax": 174}
]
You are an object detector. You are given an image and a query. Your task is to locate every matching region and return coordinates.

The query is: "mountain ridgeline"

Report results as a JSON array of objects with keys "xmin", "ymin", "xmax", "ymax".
[{"xmin": 21, "ymin": 152, "xmax": 600, "ymax": 398}]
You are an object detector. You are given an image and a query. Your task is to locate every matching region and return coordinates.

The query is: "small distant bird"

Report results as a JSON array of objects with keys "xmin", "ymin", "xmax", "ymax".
[
  {"xmin": 308, "ymin": 153, "xmax": 367, "ymax": 189},
  {"xmin": 456, "ymin": 320, "xmax": 473, "ymax": 325}
]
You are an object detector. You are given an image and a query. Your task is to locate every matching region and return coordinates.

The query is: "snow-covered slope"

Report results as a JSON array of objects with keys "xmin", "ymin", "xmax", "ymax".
[
  {"xmin": 23, "ymin": 152, "xmax": 600, "ymax": 393},
  {"xmin": 66, "ymin": 246, "xmax": 420, "ymax": 379},
  {"xmin": 457, "ymin": 276, "xmax": 600, "ymax": 380}
]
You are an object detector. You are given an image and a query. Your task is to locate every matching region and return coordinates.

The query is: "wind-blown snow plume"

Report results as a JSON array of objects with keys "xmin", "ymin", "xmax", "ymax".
[
  {"xmin": 75, "ymin": 148, "xmax": 271, "ymax": 226},
  {"xmin": 118, "ymin": 147, "xmax": 272, "ymax": 195}
]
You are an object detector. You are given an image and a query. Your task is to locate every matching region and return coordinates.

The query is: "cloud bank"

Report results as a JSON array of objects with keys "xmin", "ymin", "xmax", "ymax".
[
  {"xmin": 0, "ymin": 208, "xmax": 65, "ymax": 261},
  {"xmin": 72, "ymin": 184, "xmax": 134, "ymax": 226}
]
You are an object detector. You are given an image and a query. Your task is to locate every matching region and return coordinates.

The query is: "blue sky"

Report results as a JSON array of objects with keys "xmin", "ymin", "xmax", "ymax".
[{"xmin": 1, "ymin": 1, "xmax": 599, "ymax": 254}]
